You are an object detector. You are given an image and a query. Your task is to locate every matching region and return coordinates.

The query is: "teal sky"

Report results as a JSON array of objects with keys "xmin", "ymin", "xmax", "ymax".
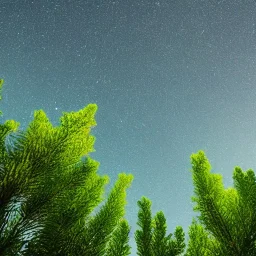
[{"xmin": 1, "ymin": 1, "xmax": 256, "ymax": 254}]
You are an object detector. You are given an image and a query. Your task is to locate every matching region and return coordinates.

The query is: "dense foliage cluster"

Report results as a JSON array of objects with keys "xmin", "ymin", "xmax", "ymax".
[{"xmin": 1, "ymin": 79, "xmax": 256, "ymax": 255}]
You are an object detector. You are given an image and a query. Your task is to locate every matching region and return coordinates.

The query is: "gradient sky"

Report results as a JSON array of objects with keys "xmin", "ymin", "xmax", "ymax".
[{"xmin": 1, "ymin": 0, "xmax": 256, "ymax": 254}]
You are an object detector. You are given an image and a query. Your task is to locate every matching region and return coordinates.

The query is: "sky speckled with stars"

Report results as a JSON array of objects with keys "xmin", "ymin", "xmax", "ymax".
[{"xmin": 1, "ymin": 0, "xmax": 256, "ymax": 254}]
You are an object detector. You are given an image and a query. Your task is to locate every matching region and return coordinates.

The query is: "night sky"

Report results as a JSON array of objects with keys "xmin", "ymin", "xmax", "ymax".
[{"xmin": 1, "ymin": 0, "xmax": 256, "ymax": 254}]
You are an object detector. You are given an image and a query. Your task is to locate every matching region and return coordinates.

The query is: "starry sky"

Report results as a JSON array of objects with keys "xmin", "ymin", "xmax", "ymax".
[{"xmin": 1, "ymin": 0, "xmax": 256, "ymax": 254}]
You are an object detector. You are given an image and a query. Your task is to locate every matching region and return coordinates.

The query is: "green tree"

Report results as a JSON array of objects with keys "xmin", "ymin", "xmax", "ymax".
[
  {"xmin": 105, "ymin": 219, "xmax": 132, "ymax": 256},
  {"xmin": 185, "ymin": 150, "xmax": 256, "ymax": 255},
  {"xmin": 135, "ymin": 196, "xmax": 185, "ymax": 256},
  {"xmin": 0, "ymin": 80, "xmax": 133, "ymax": 255}
]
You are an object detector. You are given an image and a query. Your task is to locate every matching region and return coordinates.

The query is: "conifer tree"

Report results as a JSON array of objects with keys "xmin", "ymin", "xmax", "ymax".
[
  {"xmin": 0, "ymin": 80, "xmax": 133, "ymax": 255},
  {"xmin": 105, "ymin": 219, "xmax": 132, "ymax": 256},
  {"xmin": 135, "ymin": 196, "xmax": 185, "ymax": 256},
  {"xmin": 185, "ymin": 150, "xmax": 256, "ymax": 255}
]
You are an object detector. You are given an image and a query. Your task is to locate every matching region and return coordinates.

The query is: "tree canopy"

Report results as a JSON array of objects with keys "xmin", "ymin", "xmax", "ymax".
[
  {"xmin": 135, "ymin": 196, "xmax": 185, "ymax": 256},
  {"xmin": 2, "ymin": 79, "xmax": 256, "ymax": 255},
  {"xmin": 185, "ymin": 151, "xmax": 256, "ymax": 255},
  {"xmin": 0, "ymin": 79, "xmax": 133, "ymax": 255}
]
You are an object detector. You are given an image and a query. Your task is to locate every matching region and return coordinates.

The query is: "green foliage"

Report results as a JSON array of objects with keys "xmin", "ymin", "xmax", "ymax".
[
  {"xmin": 78, "ymin": 173, "xmax": 133, "ymax": 256},
  {"xmin": 135, "ymin": 197, "xmax": 153, "ymax": 256},
  {"xmin": 165, "ymin": 226, "xmax": 186, "ymax": 255},
  {"xmin": 151, "ymin": 211, "xmax": 167, "ymax": 255},
  {"xmin": 135, "ymin": 196, "xmax": 185, "ymax": 256},
  {"xmin": 185, "ymin": 219, "xmax": 222, "ymax": 256},
  {"xmin": 105, "ymin": 219, "xmax": 132, "ymax": 256},
  {"xmin": 186, "ymin": 150, "xmax": 256, "ymax": 255},
  {"xmin": 0, "ymin": 102, "xmax": 133, "ymax": 256},
  {"xmin": 4, "ymin": 76, "xmax": 256, "ymax": 255}
]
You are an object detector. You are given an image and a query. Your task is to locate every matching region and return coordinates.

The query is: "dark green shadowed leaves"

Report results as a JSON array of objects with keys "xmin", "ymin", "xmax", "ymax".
[{"xmin": 135, "ymin": 196, "xmax": 185, "ymax": 256}]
